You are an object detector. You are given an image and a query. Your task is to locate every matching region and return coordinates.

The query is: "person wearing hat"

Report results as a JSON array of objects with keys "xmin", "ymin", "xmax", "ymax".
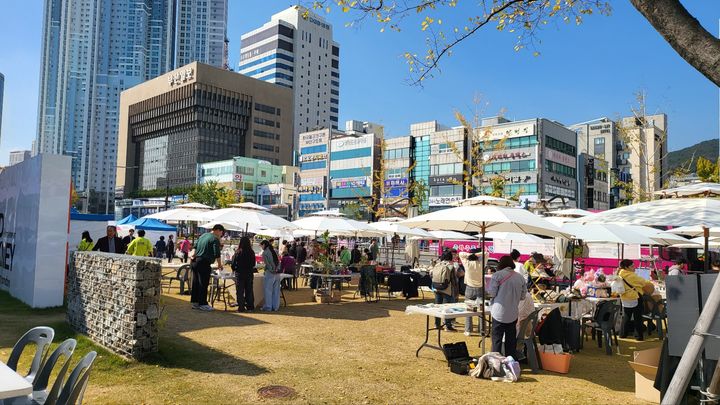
[{"xmin": 190, "ymin": 224, "xmax": 225, "ymax": 311}]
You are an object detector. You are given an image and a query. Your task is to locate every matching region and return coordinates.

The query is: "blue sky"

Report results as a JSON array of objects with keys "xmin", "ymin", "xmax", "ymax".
[{"xmin": 0, "ymin": 1, "xmax": 717, "ymax": 165}]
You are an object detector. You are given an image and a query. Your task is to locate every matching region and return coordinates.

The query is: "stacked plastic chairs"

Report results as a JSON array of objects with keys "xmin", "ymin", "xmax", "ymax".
[{"xmin": 3, "ymin": 326, "xmax": 97, "ymax": 405}]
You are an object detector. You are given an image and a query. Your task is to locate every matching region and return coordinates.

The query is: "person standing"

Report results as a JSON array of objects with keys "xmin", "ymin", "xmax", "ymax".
[
  {"xmin": 430, "ymin": 250, "xmax": 459, "ymax": 331},
  {"xmin": 289, "ymin": 241, "xmax": 297, "ymax": 258},
  {"xmin": 93, "ymin": 225, "xmax": 126, "ymax": 254},
  {"xmin": 78, "ymin": 231, "xmax": 94, "ymax": 251},
  {"xmin": 155, "ymin": 236, "xmax": 167, "ymax": 259},
  {"xmin": 339, "ymin": 246, "xmax": 351, "ymax": 266},
  {"xmin": 351, "ymin": 245, "xmax": 362, "ymax": 265},
  {"xmin": 618, "ymin": 259, "xmax": 654, "ymax": 340},
  {"xmin": 167, "ymin": 235, "xmax": 176, "ymax": 263},
  {"xmin": 370, "ymin": 239, "xmax": 380, "ymax": 262},
  {"xmin": 487, "ymin": 255, "xmax": 527, "ymax": 359},
  {"xmin": 459, "ymin": 249, "xmax": 484, "ymax": 336},
  {"xmin": 179, "ymin": 236, "xmax": 192, "ymax": 263},
  {"xmin": 190, "ymin": 224, "xmax": 225, "ymax": 311},
  {"xmin": 297, "ymin": 242, "xmax": 308, "ymax": 265},
  {"xmin": 667, "ymin": 259, "xmax": 686, "ymax": 276},
  {"xmin": 231, "ymin": 236, "xmax": 256, "ymax": 312},
  {"xmin": 125, "ymin": 230, "xmax": 153, "ymax": 257},
  {"xmin": 121, "ymin": 228, "xmax": 135, "ymax": 246},
  {"xmin": 511, "ymin": 249, "xmax": 526, "ymax": 279},
  {"xmin": 260, "ymin": 239, "xmax": 281, "ymax": 311}
]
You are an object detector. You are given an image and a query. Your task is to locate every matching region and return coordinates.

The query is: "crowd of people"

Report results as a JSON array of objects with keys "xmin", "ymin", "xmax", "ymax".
[{"xmin": 77, "ymin": 225, "xmax": 192, "ymax": 260}]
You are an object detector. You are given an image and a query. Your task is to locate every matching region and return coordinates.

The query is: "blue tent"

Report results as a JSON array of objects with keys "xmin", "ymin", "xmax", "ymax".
[
  {"xmin": 127, "ymin": 218, "xmax": 177, "ymax": 232},
  {"xmin": 117, "ymin": 214, "xmax": 137, "ymax": 225},
  {"xmin": 70, "ymin": 207, "xmax": 114, "ymax": 222}
]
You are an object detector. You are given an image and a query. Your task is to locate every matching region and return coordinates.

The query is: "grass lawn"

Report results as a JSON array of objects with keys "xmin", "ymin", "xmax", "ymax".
[{"xmin": 0, "ymin": 285, "xmax": 660, "ymax": 405}]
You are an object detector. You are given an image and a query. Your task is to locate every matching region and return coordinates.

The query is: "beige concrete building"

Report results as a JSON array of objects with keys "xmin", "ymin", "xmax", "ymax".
[
  {"xmin": 116, "ymin": 62, "xmax": 293, "ymax": 196},
  {"xmin": 620, "ymin": 113, "xmax": 668, "ymax": 200}
]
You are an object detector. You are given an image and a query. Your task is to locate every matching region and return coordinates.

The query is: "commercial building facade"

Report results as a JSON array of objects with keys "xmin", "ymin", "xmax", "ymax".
[
  {"xmin": 36, "ymin": 0, "xmax": 228, "ymax": 213},
  {"xmin": 239, "ymin": 6, "xmax": 340, "ymax": 149},
  {"xmin": 578, "ymin": 153, "xmax": 610, "ymax": 211},
  {"xmin": 116, "ymin": 62, "xmax": 293, "ymax": 196},
  {"xmin": 477, "ymin": 117, "xmax": 578, "ymax": 208},
  {"xmin": 297, "ymin": 121, "xmax": 383, "ymax": 218}
]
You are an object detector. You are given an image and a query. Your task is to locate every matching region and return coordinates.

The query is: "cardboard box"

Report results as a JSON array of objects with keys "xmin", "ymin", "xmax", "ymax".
[{"xmin": 628, "ymin": 347, "xmax": 661, "ymax": 404}]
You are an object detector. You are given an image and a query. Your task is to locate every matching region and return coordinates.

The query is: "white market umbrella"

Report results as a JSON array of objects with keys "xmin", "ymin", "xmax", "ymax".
[
  {"xmin": 654, "ymin": 182, "xmax": 720, "ymax": 198},
  {"xmin": 560, "ymin": 223, "xmax": 657, "ymax": 245},
  {"xmin": 345, "ymin": 219, "xmax": 387, "ymax": 238},
  {"xmin": 308, "ymin": 209, "xmax": 345, "ymax": 217},
  {"xmin": 145, "ymin": 207, "xmax": 210, "ymax": 222},
  {"xmin": 670, "ymin": 237, "xmax": 720, "ymax": 249},
  {"xmin": 370, "ymin": 222, "xmax": 433, "ymax": 238},
  {"xmin": 454, "ymin": 195, "xmax": 515, "ymax": 207},
  {"xmin": 177, "ymin": 202, "xmax": 213, "ymax": 209},
  {"xmin": 292, "ymin": 215, "xmax": 364, "ymax": 237},
  {"xmin": 484, "ymin": 231, "xmax": 545, "ymax": 243},
  {"xmin": 202, "ymin": 208, "xmax": 296, "ymax": 233},
  {"xmin": 668, "ymin": 225, "xmax": 720, "ymax": 238},
  {"xmin": 546, "ymin": 208, "xmax": 594, "ymax": 218},
  {"xmin": 577, "ymin": 197, "xmax": 720, "ymax": 272},
  {"xmin": 229, "ymin": 202, "xmax": 269, "ymax": 211},
  {"xmin": 620, "ymin": 225, "xmax": 690, "ymax": 246},
  {"xmin": 427, "ymin": 230, "xmax": 475, "ymax": 240},
  {"xmin": 401, "ymin": 204, "xmax": 570, "ymax": 353}
]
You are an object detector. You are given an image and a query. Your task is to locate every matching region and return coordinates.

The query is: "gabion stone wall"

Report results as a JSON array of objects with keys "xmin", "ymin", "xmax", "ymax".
[{"xmin": 67, "ymin": 251, "xmax": 161, "ymax": 360}]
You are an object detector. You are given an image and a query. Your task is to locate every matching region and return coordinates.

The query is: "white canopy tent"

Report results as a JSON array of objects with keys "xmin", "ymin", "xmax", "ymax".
[
  {"xmin": 177, "ymin": 202, "xmax": 213, "ymax": 209},
  {"xmin": 545, "ymin": 208, "xmax": 594, "ymax": 218},
  {"xmin": 453, "ymin": 195, "xmax": 515, "ymax": 207},
  {"xmin": 369, "ymin": 222, "xmax": 434, "ymax": 239},
  {"xmin": 229, "ymin": 202, "xmax": 269, "ymax": 211},
  {"xmin": 145, "ymin": 207, "xmax": 210, "ymax": 222},
  {"xmin": 401, "ymin": 204, "xmax": 570, "ymax": 353},
  {"xmin": 654, "ymin": 182, "xmax": 720, "ymax": 198},
  {"xmin": 201, "ymin": 208, "xmax": 296, "ymax": 233}
]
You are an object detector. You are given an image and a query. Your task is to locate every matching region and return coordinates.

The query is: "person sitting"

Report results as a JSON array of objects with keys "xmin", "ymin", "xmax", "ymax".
[
  {"xmin": 364, "ymin": 248, "xmax": 373, "ymax": 262},
  {"xmin": 351, "ymin": 245, "xmax": 362, "ymax": 265},
  {"xmin": 712, "ymin": 261, "xmax": 720, "ymax": 272}
]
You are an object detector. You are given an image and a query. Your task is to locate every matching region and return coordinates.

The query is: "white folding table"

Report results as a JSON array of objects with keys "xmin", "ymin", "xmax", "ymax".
[{"xmin": 0, "ymin": 362, "xmax": 32, "ymax": 400}]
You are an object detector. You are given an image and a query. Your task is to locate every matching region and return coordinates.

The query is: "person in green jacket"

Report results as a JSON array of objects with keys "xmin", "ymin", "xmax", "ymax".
[
  {"xmin": 77, "ymin": 231, "xmax": 94, "ymax": 251},
  {"xmin": 339, "ymin": 246, "xmax": 351, "ymax": 266},
  {"xmin": 126, "ymin": 230, "xmax": 153, "ymax": 257}
]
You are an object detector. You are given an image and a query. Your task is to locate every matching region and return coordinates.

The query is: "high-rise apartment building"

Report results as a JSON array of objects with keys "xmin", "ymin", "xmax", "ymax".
[
  {"xmin": 36, "ymin": 0, "xmax": 228, "ymax": 213},
  {"xmin": 240, "ymin": 6, "xmax": 340, "ymax": 150},
  {"xmin": 0, "ymin": 72, "xmax": 4, "ymax": 145},
  {"xmin": 175, "ymin": 0, "xmax": 228, "ymax": 68}
]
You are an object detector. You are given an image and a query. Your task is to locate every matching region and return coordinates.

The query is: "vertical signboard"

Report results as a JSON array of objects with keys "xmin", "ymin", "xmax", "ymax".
[{"xmin": 0, "ymin": 154, "xmax": 71, "ymax": 307}]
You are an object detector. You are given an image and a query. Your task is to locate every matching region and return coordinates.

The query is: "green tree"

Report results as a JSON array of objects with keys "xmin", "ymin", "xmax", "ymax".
[
  {"xmin": 188, "ymin": 181, "xmax": 221, "ymax": 207},
  {"xmin": 696, "ymin": 156, "xmax": 719, "ymax": 182},
  {"xmin": 217, "ymin": 187, "xmax": 239, "ymax": 208},
  {"xmin": 307, "ymin": 1, "xmax": 719, "ymax": 87}
]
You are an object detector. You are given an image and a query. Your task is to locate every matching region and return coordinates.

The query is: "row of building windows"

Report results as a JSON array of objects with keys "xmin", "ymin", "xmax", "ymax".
[
  {"xmin": 252, "ymin": 142, "xmax": 278, "ymax": 152},
  {"xmin": 545, "ymin": 160, "xmax": 576, "ymax": 178},
  {"xmin": 544, "ymin": 136, "xmax": 576, "ymax": 156},
  {"xmin": 238, "ymin": 52, "xmax": 294, "ymax": 71},
  {"xmin": 430, "ymin": 184, "xmax": 464, "ymax": 197},
  {"xmin": 253, "ymin": 116, "xmax": 278, "ymax": 127},
  {"xmin": 430, "ymin": 162, "xmax": 464, "ymax": 176},
  {"xmin": 384, "ymin": 148, "xmax": 410, "ymax": 160},
  {"xmin": 300, "ymin": 161, "xmax": 326, "ymax": 170},
  {"xmin": 487, "ymin": 135, "xmax": 538, "ymax": 150},
  {"xmin": 242, "ymin": 62, "xmax": 294, "ymax": 77},
  {"xmin": 484, "ymin": 159, "xmax": 536, "ymax": 173},
  {"xmin": 545, "ymin": 184, "xmax": 576, "ymax": 199},
  {"xmin": 254, "ymin": 103, "xmax": 280, "ymax": 115},
  {"xmin": 253, "ymin": 129, "xmax": 279, "ymax": 140},
  {"xmin": 484, "ymin": 183, "xmax": 538, "ymax": 196},
  {"xmin": 258, "ymin": 72, "xmax": 294, "ymax": 82}
]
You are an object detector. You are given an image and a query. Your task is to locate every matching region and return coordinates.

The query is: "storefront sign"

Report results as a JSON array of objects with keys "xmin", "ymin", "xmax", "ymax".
[
  {"xmin": 300, "ymin": 153, "xmax": 327, "ymax": 162},
  {"xmin": 483, "ymin": 151, "xmax": 531, "ymax": 161},
  {"xmin": 0, "ymin": 155, "xmax": 71, "ymax": 308},
  {"xmin": 300, "ymin": 132, "xmax": 327, "ymax": 146},
  {"xmin": 383, "ymin": 178, "xmax": 408, "ymax": 188},
  {"xmin": 232, "ymin": 173, "xmax": 243, "ymax": 182},
  {"xmin": 168, "ymin": 67, "xmax": 195, "ymax": 86},
  {"xmin": 429, "ymin": 175, "xmax": 463, "ymax": 186},
  {"xmin": 545, "ymin": 149, "xmax": 577, "ymax": 168},
  {"xmin": 487, "ymin": 123, "xmax": 535, "ymax": 139},
  {"xmin": 332, "ymin": 134, "xmax": 373, "ymax": 152},
  {"xmin": 429, "ymin": 195, "xmax": 463, "ymax": 206},
  {"xmin": 550, "ymin": 175, "xmax": 572, "ymax": 187},
  {"xmin": 298, "ymin": 185, "xmax": 323, "ymax": 194},
  {"xmin": 331, "ymin": 176, "xmax": 369, "ymax": 189},
  {"xmin": 508, "ymin": 175, "xmax": 533, "ymax": 184}
]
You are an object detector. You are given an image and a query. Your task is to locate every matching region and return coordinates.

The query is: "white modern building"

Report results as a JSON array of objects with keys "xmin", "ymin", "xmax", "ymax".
[
  {"xmin": 175, "ymin": 0, "xmax": 229, "ymax": 68},
  {"xmin": 239, "ymin": 6, "xmax": 340, "ymax": 150},
  {"xmin": 8, "ymin": 150, "xmax": 31, "ymax": 166}
]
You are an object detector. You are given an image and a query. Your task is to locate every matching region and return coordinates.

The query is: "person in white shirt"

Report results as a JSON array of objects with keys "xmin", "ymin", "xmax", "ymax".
[
  {"xmin": 667, "ymin": 259, "xmax": 686, "ymax": 276},
  {"xmin": 459, "ymin": 249, "xmax": 484, "ymax": 336}
]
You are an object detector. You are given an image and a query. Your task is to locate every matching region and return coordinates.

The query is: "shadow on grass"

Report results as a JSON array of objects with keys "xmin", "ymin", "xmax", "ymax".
[{"xmin": 0, "ymin": 290, "xmax": 268, "ymax": 377}]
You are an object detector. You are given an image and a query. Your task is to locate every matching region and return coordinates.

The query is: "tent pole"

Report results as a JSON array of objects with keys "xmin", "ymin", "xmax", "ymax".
[
  {"xmin": 705, "ymin": 227, "xmax": 710, "ymax": 273},
  {"xmin": 480, "ymin": 224, "xmax": 487, "ymax": 355}
]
